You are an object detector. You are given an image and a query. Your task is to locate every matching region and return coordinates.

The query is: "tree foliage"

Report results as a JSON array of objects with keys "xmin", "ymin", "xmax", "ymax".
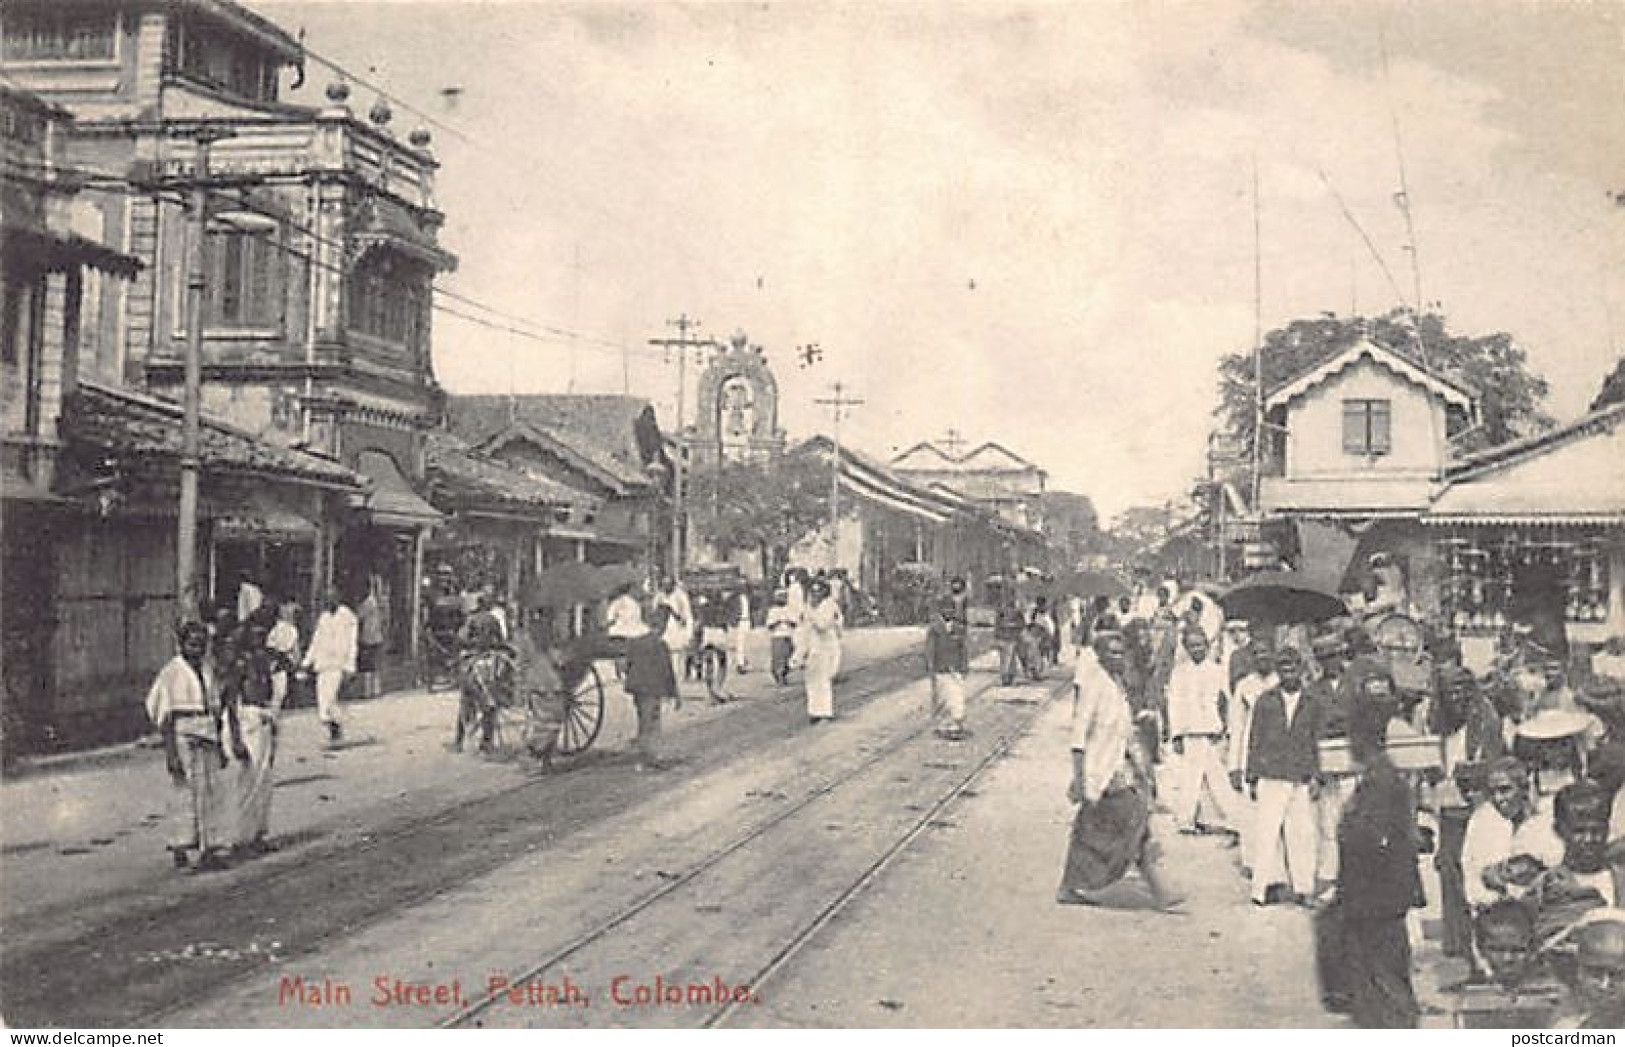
[
  {"xmin": 1215, "ymin": 309, "xmax": 1553, "ymax": 469},
  {"xmin": 1038, "ymin": 490, "xmax": 1102, "ymax": 569},
  {"xmin": 686, "ymin": 455, "xmax": 832, "ymax": 581}
]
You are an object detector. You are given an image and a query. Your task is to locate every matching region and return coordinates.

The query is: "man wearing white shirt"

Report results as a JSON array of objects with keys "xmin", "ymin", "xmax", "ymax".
[
  {"xmin": 1461, "ymin": 757, "xmax": 1564, "ymax": 911},
  {"xmin": 732, "ymin": 588, "xmax": 753, "ymax": 674},
  {"xmin": 1166, "ymin": 627, "xmax": 1242, "ymax": 836},
  {"xmin": 1227, "ymin": 644, "xmax": 1276, "ymax": 877},
  {"xmin": 302, "ymin": 589, "xmax": 357, "ymax": 744},
  {"xmin": 236, "ymin": 574, "xmax": 264, "ymax": 624}
]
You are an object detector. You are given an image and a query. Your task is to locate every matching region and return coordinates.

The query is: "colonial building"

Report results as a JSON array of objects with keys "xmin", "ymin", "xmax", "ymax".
[
  {"xmin": 1, "ymin": 80, "xmax": 365, "ymax": 755},
  {"xmin": 1254, "ymin": 335, "xmax": 1478, "ymax": 604},
  {"xmin": 890, "ymin": 438, "xmax": 1048, "ymax": 531},
  {"xmin": 1252, "ymin": 334, "xmax": 1624, "ymax": 662},
  {"xmin": 2, "ymin": 0, "xmax": 458, "ymax": 681}
]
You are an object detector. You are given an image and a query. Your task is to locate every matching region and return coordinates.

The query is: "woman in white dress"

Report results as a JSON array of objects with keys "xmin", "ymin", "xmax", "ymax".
[{"xmin": 803, "ymin": 579, "xmax": 844, "ymax": 724}]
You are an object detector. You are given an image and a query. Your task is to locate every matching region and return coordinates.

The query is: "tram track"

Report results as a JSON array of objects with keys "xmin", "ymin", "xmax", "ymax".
[
  {"xmin": 440, "ymin": 666, "xmax": 1068, "ymax": 1030},
  {"xmin": 2, "ymin": 638, "xmax": 942, "ymax": 1028}
]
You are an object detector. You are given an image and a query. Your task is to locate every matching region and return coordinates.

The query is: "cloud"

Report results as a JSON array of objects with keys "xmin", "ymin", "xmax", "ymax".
[{"xmin": 269, "ymin": 0, "xmax": 1625, "ymax": 518}]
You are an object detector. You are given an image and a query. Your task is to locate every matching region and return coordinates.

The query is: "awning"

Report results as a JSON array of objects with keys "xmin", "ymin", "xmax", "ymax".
[
  {"xmin": 209, "ymin": 489, "xmax": 319, "ymax": 541},
  {"xmin": 356, "ymin": 450, "xmax": 442, "ymax": 528},
  {"xmin": 1424, "ymin": 411, "xmax": 1625, "ymax": 526},
  {"xmin": 1, "ymin": 224, "xmax": 143, "ymax": 279},
  {"xmin": 351, "ymin": 198, "xmax": 457, "ymax": 273}
]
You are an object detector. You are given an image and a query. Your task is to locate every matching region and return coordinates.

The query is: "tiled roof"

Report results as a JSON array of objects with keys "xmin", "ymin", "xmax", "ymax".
[
  {"xmin": 445, "ymin": 395, "xmax": 659, "ymax": 490},
  {"xmin": 61, "ymin": 382, "xmax": 360, "ymax": 488},
  {"xmin": 425, "ymin": 432, "xmax": 590, "ymax": 514}
]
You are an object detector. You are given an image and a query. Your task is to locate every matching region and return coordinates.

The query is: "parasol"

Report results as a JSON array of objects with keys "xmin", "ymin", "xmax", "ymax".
[
  {"xmin": 1218, "ymin": 570, "xmax": 1348, "ymax": 626},
  {"xmin": 524, "ymin": 561, "xmax": 610, "ymax": 609},
  {"xmin": 596, "ymin": 563, "xmax": 646, "ymax": 595},
  {"xmin": 1054, "ymin": 569, "xmax": 1130, "ymax": 600}
]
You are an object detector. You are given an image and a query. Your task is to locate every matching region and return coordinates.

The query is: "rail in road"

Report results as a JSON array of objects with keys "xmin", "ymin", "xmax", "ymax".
[
  {"xmin": 440, "ymin": 667, "xmax": 1069, "ymax": 1030},
  {"xmin": 0, "ymin": 635, "xmax": 960, "ymax": 1027}
]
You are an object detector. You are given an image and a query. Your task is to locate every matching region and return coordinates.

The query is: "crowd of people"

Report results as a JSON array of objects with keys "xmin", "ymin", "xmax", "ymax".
[{"xmin": 1051, "ymin": 573, "xmax": 1625, "ymax": 1030}]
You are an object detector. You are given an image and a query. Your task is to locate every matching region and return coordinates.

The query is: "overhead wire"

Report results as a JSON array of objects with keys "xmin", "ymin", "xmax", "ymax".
[
  {"xmin": 0, "ymin": 154, "xmax": 659, "ymax": 361},
  {"xmin": 288, "ymin": 35, "xmax": 741, "ymax": 292}
]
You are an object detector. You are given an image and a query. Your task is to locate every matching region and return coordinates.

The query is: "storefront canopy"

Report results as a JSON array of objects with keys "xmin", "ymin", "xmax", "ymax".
[
  {"xmin": 355, "ymin": 450, "xmax": 442, "ymax": 528},
  {"xmin": 208, "ymin": 488, "xmax": 320, "ymax": 541},
  {"xmin": 1425, "ymin": 405, "xmax": 1625, "ymax": 526}
]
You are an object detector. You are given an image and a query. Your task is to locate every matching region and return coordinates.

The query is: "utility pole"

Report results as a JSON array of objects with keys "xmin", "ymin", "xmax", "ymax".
[
  {"xmin": 176, "ymin": 126, "xmax": 236, "ymax": 621},
  {"xmin": 647, "ymin": 313, "xmax": 714, "ymax": 579},
  {"xmin": 815, "ymin": 380, "xmax": 863, "ymax": 570}
]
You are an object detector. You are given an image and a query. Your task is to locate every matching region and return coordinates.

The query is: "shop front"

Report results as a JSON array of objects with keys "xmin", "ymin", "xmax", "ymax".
[
  {"xmin": 1422, "ymin": 403, "xmax": 1625, "ymax": 669},
  {"xmin": 345, "ymin": 448, "xmax": 442, "ymax": 691}
]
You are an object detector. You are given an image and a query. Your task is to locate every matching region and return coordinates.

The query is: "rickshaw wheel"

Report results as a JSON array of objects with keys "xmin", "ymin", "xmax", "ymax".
[{"xmin": 555, "ymin": 663, "xmax": 605, "ymax": 757}]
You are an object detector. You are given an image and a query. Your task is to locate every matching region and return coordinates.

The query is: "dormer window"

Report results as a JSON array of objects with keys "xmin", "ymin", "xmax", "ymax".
[
  {"xmin": 1, "ymin": 7, "xmax": 117, "ymax": 63},
  {"xmin": 1343, "ymin": 398, "xmax": 1392, "ymax": 457}
]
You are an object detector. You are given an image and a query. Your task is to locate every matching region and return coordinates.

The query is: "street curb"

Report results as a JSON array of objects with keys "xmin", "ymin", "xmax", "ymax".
[{"xmin": 1, "ymin": 687, "xmax": 442, "ymax": 783}]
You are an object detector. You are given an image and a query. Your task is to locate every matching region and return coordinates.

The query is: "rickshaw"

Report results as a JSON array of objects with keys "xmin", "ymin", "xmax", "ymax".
[
  {"xmin": 451, "ymin": 562, "xmax": 613, "ymax": 764},
  {"xmin": 683, "ymin": 565, "xmax": 749, "ymax": 700}
]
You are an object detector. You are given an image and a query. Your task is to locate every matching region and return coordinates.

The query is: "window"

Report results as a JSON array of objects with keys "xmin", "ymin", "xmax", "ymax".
[
  {"xmin": 169, "ymin": 16, "xmax": 276, "ymax": 103},
  {"xmin": 1, "ymin": 8, "xmax": 117, "ymax": 62},
  {"xmin": 203, "ymin": 230, "xmax": 285, "ymax": 329},
  {"xmin": 1342, "ymin": 398, "xmax": 1392, "ymax": 456},
  {"xmin": 347, "ymin": 253, "xmax": 426, "ymax": 350}
]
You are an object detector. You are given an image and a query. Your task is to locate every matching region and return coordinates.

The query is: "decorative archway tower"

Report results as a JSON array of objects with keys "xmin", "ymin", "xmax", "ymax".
[{"xmin": 690, "ymin": 331, "xmax": 786, "ymax": 467}]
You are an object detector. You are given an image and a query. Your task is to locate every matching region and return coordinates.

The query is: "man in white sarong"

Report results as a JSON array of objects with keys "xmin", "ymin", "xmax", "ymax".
[
  {"xmin": 802, "ymin": 578, "xmax": 843, "ymax": 724},
  {"xmin": 1166, "ymin": 627, "xmax": 1242, "ymax": 837},
  {"xmin": 235, "ymin": 611, "xmax": 285, "ymax": 854},
  {"xmin": 303, "ymin": 589, "xmax": 357, "ymax": 744},
  {"xmin": 146, "ymin": 622, "xmax": 230, "ymax": 871}
]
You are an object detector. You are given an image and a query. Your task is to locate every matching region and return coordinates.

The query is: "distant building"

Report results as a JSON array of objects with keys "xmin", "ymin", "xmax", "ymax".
[{"xmin": 890, "ymin": 439, "xmax": 1048, "ymax": 531}]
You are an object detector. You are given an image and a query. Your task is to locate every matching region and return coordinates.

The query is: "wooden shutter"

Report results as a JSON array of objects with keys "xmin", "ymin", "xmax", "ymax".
[
  {"xmin": 1370, "ymin": 400, "xmax": 1392, "ymax": 455},
  {"xmin": 1342, "ymin": 401, "xmax": 1366, "ymax": 454}
]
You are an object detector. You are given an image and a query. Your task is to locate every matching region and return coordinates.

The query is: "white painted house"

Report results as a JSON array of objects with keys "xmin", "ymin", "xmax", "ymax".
[{"xmin": 1260, "ymin": 337, "xmax": 1478, "ymax": 519}]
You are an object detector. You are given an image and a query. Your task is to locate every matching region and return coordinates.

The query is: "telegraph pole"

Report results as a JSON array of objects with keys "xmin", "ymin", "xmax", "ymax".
[
  {"xmin": 647, "ymin": 313, "xmax": 714, "ymax": 579},
  {"xmin": 175, "ymin": 126, "xmax": 236, "ymax": 621},
  {"xmin": 815, "ymin": 381, "xmax": 864, "ymax": 569}
]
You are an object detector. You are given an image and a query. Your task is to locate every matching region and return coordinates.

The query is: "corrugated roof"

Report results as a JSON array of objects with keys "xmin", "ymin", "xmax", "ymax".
[
  {"xmin": 1446, "ymin": 401, "xmax": 1625, "ymax": 481},
  {"xmin": 62, "ymin": 381, "xmax": 359, "ymax": 488},
  {"xmin": 1425, "ymin": 405, "xmax": 1625, "ymax": 524}
]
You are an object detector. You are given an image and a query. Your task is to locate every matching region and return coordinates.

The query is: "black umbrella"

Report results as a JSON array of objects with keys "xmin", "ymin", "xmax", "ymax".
[
  {"xmin": 524, "ymin": 561, "xmax": 609, "ymax": 609},
  {"xmin": 1055, "ymin": 569, "xmax": 1130, "ymax": 600},
  {"xmin": 1218, "ymin": 571, "xmax": 1348, "ymax": 626}
]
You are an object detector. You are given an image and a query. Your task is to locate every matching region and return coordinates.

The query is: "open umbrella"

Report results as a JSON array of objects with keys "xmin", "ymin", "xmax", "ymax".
[
  {"xmin": 1218, "ymin": 570, "xmax": 1348, "ymax": 626},
  {"xmin": 1054, "ymin": 569, "xmax": 1129, "ymax": 600},
  {"xmin": 596, "ymin": 563, "xmax": 646, "ymax": 595},
  {"xmin": 524, "ymin": 560, "xmax": 608, "ymax": 609}
]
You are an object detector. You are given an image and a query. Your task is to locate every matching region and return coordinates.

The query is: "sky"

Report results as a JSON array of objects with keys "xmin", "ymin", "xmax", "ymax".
[{"xmin": 261, "ymin": 0, "xmax": 1625, "ymax": 520}]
